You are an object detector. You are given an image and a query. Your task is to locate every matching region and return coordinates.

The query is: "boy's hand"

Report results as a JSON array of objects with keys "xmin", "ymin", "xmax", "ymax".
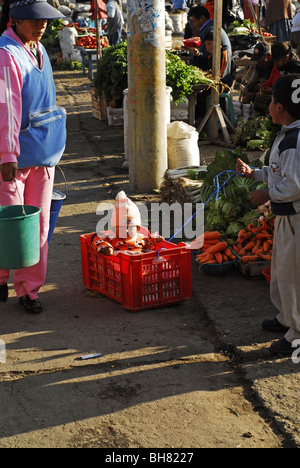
[
  {"xmin": 236, "ymin": 158, "xmax": 254, "ymax": 179},
  {"xmin": 251, "ymin": 189, "xmax": 270, "ymax": 207},
  {"xmin": 191, "ymin": 48, "xmax": 200, "ymax": 56},
  {"xmin": 0, "ymin": 163, "xmax": 18, "ymax": 182}
]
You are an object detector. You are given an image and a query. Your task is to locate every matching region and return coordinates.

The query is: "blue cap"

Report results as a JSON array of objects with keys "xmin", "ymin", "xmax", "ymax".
[{"xmin": 9, "ymin": 0, "xmax": 65, "ymax": 19}]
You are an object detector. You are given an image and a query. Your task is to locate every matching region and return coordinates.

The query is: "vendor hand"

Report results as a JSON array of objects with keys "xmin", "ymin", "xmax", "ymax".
[
  {"xmin": 0, "ymin": 162, "xmax": 18, "ymax": 182},
  {"xmin": 236, "ymin": 158, "xmax": 254, "ymax": 179},
  {"xmin": 250, "ymin": 189, "xmax": 270, "ymax": 207},
  {"xmin": 262, "ymin": 87, "xmax": 272, "ymax": 95},
  {"xmin": 242, "ymin": 92, "xmax": 256, "ymax": 104},
  {"xmin": 191, "ymin": 48, "xmax": 200, "ymax": 56}
]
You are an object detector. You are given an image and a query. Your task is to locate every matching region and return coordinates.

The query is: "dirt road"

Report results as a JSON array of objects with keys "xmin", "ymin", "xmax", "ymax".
[{"xmin": 0, "ymin": 71, "xmax": 299, "ymax": 449}]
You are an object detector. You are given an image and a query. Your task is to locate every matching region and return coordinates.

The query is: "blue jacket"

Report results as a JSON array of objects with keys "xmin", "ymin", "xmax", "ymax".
[{"xmin": 0, "ymin": 34, "xmax": 66, "ymax": 169}]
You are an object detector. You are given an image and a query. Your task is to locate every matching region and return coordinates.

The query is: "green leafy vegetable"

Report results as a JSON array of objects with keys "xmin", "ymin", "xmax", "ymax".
[
  {"xmin": 198, "ymin": 149, "xmax": 266, "ymax": 238},
  {"xmin": 93, "ymin": 43, "xmax": 217, "ymax": 104}
]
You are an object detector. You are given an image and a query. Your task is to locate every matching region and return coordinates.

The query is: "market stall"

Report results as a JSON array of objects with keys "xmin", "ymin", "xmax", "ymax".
[{"xmin": 159, "ymin": 149, "xmax": 274, "ymax": 280}]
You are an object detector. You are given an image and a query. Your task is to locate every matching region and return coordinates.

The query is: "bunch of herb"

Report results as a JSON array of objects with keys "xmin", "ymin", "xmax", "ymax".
[
  {"xmin": 166, "ymin": 51, "xmax": 216, "ymax": 104},
  {"xmin": 93, "ymin": 43, "xmax": 217, "ymax": 104},
  {"xmin": 93, "ymin": 42, "xmax": 128, "ymax": 102}
]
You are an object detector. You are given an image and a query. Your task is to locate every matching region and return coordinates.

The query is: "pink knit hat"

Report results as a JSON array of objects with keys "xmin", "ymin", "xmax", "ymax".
[{"xmin": 111, "ymin": 191, "xmax": 141, "ymax": 228}]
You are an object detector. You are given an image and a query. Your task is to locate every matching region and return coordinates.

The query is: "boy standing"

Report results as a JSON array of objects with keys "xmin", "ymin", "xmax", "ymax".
[{"xmin": 236, "ymin": 74, "xmax": 300, "ymax": 356}]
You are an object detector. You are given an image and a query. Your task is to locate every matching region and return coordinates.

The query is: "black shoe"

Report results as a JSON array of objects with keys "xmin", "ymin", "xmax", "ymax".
[
  {"xmin": 270, "ymin": 338, "xmax": 294, "ymax": 356},
  {"xmin": 262, "ymin": 317, "xmax": 289, "ymax": 333},
  {"xmin": 19, "ymin": 295, "xmax": 43, "ymax": 314},
  {"xmin": 0, "ymin": 284, "xmax": 8, "ymax": 302}
]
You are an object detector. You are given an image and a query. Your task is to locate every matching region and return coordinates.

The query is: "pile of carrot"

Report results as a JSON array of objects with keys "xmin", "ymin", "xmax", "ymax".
[
  {"xmin": 233, "ymin": 216, "xmax": 274, "ymax": 264},
  {"xmin": 196, "ymin": 231, "xmax": 235, "ymax": 265}
]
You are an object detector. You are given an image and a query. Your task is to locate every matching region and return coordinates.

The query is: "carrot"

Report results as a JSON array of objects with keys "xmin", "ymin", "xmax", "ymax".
[
  {"xmin": 263, "ymin": 241, "xmax": 270, "ymax": 252},
  {"xmin": 238, "ymin": 229, "xmax": 246, "ymax": 239},
  {"xmin": 204, "ymin": 231, "xmax": 221, "ymax": 240},
  {"xmin": 248, "ymin": 223, "xmax": 258, "ymax": 233},
  {"xmin": 205, "ymin": 242, "xmax": 228, "ymax": 255},
  {"xmin": 255, "ymin": 233, "xmax": 271, "ymax": 239},
  {"xmin": 244, "ymin": 240, "xmax": 255, "ymax": 252},
  {"xmin": 222, "ymin": 254, "xmax": 228, "ymax": 262},
  {"xmin": 239, "ymin": 232, "xmax": 251, "ymax": 242},
  {"xmin": 259, "ymin": 219, "xmax": 269, "ymax": 231},
  {"xmin": 198, "ymin": 256, "xmax": 216, "ymax": 264},
  {"xmin": 198, "ymin": 252, "xmax": 214, "ymax": 260},
  {"xmin": 203, "ymin": 239, "xmax": 220, "ymax": 245},
  {"xmin": 224, "ymin": 248, "xmax": 232, "ymax": 257},
  {"xmin": 258, "ymin": 253, "xmax": 272, "ymax": 261},
  {"xmin": 214, "ymin": 252, "xmax": 223, "ymax": 264},
  {"xmin": 197, "ymin": 252, "xmax": 214, "ymax": 261},
  {"xmin": 242, "ymin": 255, "xmax": 259, "ymax": 263}
]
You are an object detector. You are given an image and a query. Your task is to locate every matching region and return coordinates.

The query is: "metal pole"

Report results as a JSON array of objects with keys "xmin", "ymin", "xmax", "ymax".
[
  {"xmin": 210, "ymin": 0, "xmax": 223, "ymax": 141},
  {"xmin": 127, "ymin": 0, "xmax": 168, "ymax": 193}
]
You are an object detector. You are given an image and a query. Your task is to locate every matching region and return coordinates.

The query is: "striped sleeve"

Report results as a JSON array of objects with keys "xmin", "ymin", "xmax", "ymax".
[
  {"xmin": 0, "ymin": 49, "xmax": 22, "ymax": 165},
  {"xmin": 220, "ymin": 49, "xmax": 228, "ymax": 79}
]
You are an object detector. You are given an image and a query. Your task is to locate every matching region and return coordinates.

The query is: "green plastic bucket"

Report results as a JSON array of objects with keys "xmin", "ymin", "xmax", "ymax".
[{"xmin": 0, "ymin": 205, "xmax": 41, "ymax": 270}]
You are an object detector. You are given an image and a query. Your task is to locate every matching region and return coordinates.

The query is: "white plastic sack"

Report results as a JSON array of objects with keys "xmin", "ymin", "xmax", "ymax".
[
  {"xmin": 167, "ymin": 121, "xmax": 200, "ymax": 169},
  {"xmin": 169, "ymin": 13, "xmax": 183, "ymax": 33},
  {"xmin": 58, "ymin": 27, "xmax": 81, "ymax": 61},
  {"xmin": 230, "ymin": 100, "xmax": 257, "ymax": 122}
]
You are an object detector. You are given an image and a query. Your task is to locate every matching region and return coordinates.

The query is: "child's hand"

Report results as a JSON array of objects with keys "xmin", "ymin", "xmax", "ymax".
[
  {"xmin": 250, "ymin": 189, "xmax": 270, "ymax": 207},
  {"xmin": 236, "ymin": 158, "xmax": 254, "ymax": 179}
]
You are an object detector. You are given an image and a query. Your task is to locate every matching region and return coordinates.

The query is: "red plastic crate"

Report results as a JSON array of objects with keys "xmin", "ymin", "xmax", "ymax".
[
  {"xmin": 183, "ymin": 39, "xmax": 201, "ymax": 48},
  {"xmin": 80, "ymin": 233, "xmax": 191, "ymax": 311}
]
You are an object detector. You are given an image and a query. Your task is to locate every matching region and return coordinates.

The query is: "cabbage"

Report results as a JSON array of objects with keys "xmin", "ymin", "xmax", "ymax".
[{"xmin": 226, "ymin": 221, "xmax": 244, "ymax": 237}]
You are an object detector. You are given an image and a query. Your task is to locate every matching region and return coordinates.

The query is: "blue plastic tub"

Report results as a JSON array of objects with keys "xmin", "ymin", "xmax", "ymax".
[{"xmin": 48, "ymin": 189, "xmax": 66, "ymax": 245}]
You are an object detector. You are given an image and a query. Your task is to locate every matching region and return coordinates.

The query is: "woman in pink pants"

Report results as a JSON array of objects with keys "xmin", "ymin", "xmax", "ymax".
[{"xmin": 0, "ymin": 0, "xmax": 66, "ymax": 313}]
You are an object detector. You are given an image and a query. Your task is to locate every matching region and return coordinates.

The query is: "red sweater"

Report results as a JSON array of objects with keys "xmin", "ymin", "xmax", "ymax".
[{"xmin": 263, "ymin": 64, "xmax": 282, "ymax": 89}]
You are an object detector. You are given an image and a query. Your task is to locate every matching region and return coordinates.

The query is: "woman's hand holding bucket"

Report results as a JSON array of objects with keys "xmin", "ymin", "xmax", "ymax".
[{"xmin": 0, "ymin": 163, "xmax": 18, "ymax": 182}]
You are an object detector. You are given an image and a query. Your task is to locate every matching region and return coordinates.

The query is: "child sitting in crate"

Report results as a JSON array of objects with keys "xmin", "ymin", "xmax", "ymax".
[{"xmin": 91, "ymin": 191, "xmax": 164, "ymax": 256}]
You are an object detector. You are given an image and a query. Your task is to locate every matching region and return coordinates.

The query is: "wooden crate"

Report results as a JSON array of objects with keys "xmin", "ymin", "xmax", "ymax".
[
  {"xmin": 91, "ymin": 90, "xmax": 106, "ymax": 121},
  {"xmin": 231, "ymin": 249, "xmax": 271, "ymax": 279},
  {"xmin": 106, "ymin": 107, "xmax": 124, "ymax": 126}
]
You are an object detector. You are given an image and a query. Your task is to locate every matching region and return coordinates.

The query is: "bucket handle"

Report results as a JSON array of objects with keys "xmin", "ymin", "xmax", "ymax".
[
  {"xmin": 15, "ymin": 183, "xmax": 26, "ymax": 216},
  {"xmin": 56, "ymin": 165, "xmax": 68, "ymax": 195}
]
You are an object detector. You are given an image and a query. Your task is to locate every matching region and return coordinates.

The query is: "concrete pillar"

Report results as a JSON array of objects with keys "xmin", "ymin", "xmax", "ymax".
[{"xmin": 127, "ymin": 0, "xmax": 168, "ymax": 193}]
